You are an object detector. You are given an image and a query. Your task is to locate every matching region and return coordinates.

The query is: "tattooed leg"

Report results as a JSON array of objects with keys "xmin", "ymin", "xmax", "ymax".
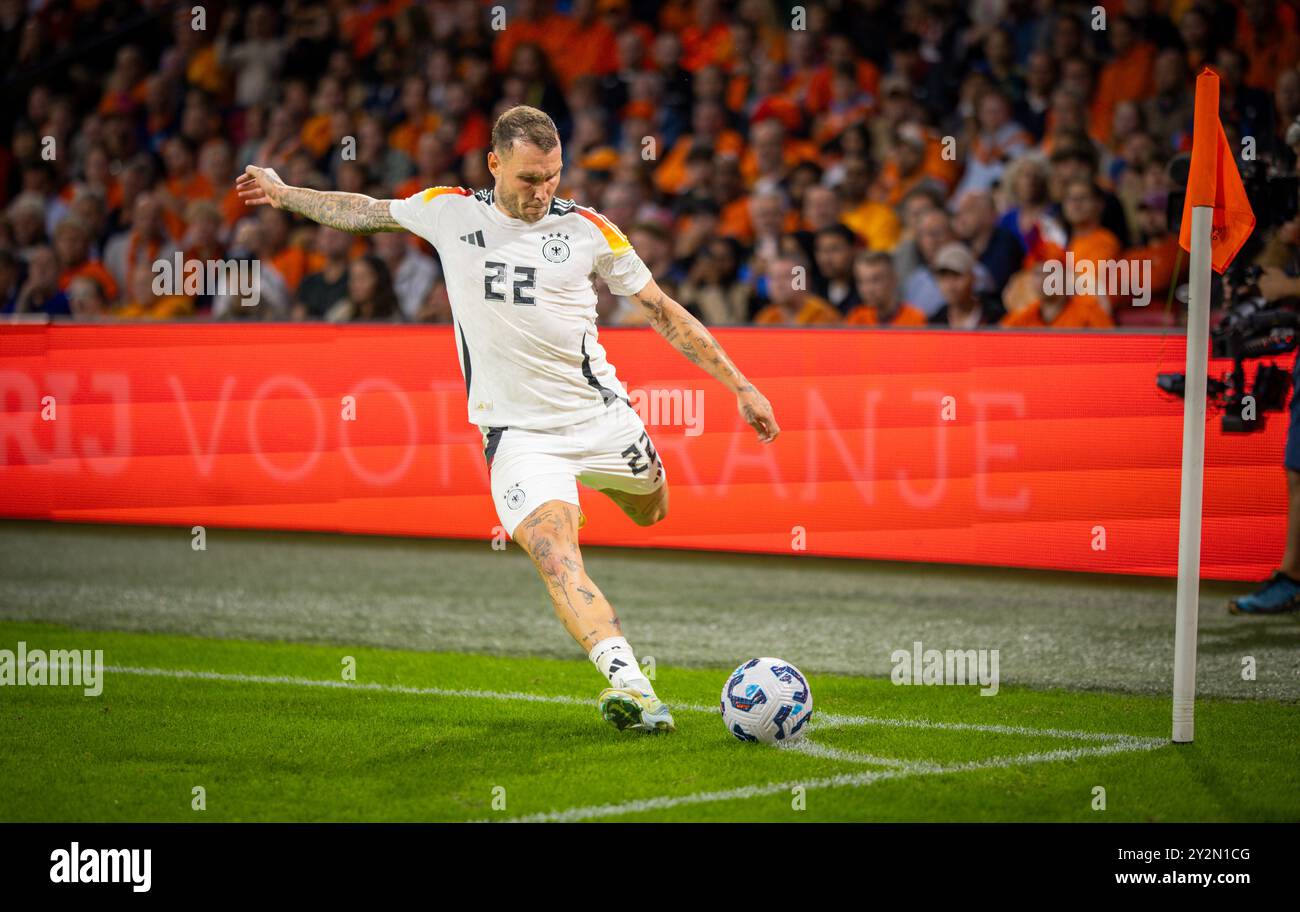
[
  {"xmin": 597, "ymin": 483, "xmax": 669, "ymax": 527},
  {"xmin": 511, "ymin": 499, "xmax": 622, "ymax": 651}
]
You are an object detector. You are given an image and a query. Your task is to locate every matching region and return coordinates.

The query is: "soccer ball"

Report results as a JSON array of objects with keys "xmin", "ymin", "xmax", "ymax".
[{"xmin": 720, "ymin": 657, "xmax": 813, "ymax": 744}]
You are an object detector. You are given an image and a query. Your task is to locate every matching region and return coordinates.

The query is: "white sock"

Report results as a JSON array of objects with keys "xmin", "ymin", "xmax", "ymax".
[{"xmin": 589, "ymin": 636, "xmax": 655, "ymax": 695}]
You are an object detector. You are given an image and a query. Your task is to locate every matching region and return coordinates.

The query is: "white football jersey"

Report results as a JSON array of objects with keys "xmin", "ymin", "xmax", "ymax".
[{"xmin": 388, "ymin": 186, "xmax": 654, "ymax": 430}]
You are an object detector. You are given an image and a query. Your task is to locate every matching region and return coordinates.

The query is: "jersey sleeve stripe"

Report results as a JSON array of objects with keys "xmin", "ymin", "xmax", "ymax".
[
  {"xmin": 576, "ymin": 207, "xmax": 632, "ymax": 255},
  {"xmin": 420, "ymin": 186, "xmax": 473, "ymax": 203}
]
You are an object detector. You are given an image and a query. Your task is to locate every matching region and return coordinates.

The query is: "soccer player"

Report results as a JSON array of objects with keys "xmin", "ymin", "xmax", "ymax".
[{"xmin": 236, "ymin": 105, "xmax": 780, "ymax": 733}]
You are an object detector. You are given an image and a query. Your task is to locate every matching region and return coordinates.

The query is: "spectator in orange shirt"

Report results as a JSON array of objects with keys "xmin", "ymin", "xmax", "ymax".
[
  {"xmin": 549, "ymin": 0, "xmax": 620, "ymax": 89},
  {"xmin": 654, "ymin": 101, "xmax": 746, "ymax": 195},
  {"xmin": 1002, "ymin": 262, "xmax": 1115, "ymax": 328},
  {"xmin": 490, "ymin": 0, "xmax": 567, "ymax": 74},
  {"xmin": 753, "ymin": 254, "xmax": 841, "ymax": 325},
  {"xmin": 713, "ymin": 158, "xmax": 755, "ymax": 243},
  {"xmin": 874, "ymin": 122, "xmax": 948, "ymax": 207},
  {"xmin": 166, "ymin": 3, "xmax": 225, "ymax": 98},
  {"xmin": 597, "ymin": 0, "xmax": 655, "ymax": 66},
  {"xmin": 439, "ymin": 82, "xmax": 491, "ymax": 159},
  {"xmin": 1047, "ymin": 144, "xmax": 1132, "ymax": 247},
  {"xmin": 837, "ymin": 156, "xmax": 902, "ymax": 252},
  {"xmin": 96, "ymin": 45, "xmax": 149, "ymax": 116},
  {"xmin": 66, "ymin": 145, "xmax": 123, "ymax": 221},
  {"xmin": 740, "ymin": 116, "xmax": 819, "ymax": 190},
  {"xmin": 1092, "ymin": 15, "xmax": 1156, "ymax": 145},
  {"xmin": 680, "ymin": 0, "xmax": 732, "ymax": 71},
  {"xmin": 845, "ymin": 251, "xmax": 927, "ymax": 326},
  {"xmin": 198, "ymin": 140, "xmax": 244, "ymax": 231},
  {"xmin": 740, "ymin": 117, "xmax": 790, "ymax": 190},
  {"xmin": 54, "ymin": 217, "xmax": 119, "ymax": 304},
  {"xmin": 259, "ymin": 206, "xmax": 322, "ymax": 295},
  {"xmin": 807, "ymin": 34, "xmax": 880, "ymax": 116},
  {"xmin": 180, "ymin": 200, "xmax": 226, "ymax": 268},
  {"xmin": 395, "ymin": 132, "xmax": 458, "ymax": 201},
  {"xmin": 158, "ymin": 136, "xmax": 213, "ymax": 239},
  {"xmin": 1238, "ymin": 0, "xmax": 1300, "ymax": 91},
  {"xmin": 1061, "ymin": 178, "xmax": 1123, "ymax": 312},
  {"xmin": 116, "ymin": 261, "xmax": 193, "ymax": 320},
  {"xmin": 812, "ymin": 62, "xmax": 877, "ymax": 147},
  {"xmin": 300, "ymin": 76, "xmax": 347, "ymax": 159},
  {"xmin": 1115, "ymin": 191, "xmax": 1184, "ymax": 325},
  {"xmin": 389, "ymin": 76, "xmax": 442, "ymax": 159},
  {"xmin": 103, "ymin": 191, "xmax": 178, "ymax": 295}
]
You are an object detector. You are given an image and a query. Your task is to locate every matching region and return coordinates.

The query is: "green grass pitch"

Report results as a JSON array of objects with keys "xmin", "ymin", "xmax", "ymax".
[{"xmin": 0, "ymin": 521, "xmax": 1297, "ymax": 822}]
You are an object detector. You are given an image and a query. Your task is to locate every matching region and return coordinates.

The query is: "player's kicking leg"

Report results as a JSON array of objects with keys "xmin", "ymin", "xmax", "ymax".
[
  {"xmin": 595, "ymin": 483, "xmax": 669, "ymax": 527},
  {"xmin": 511, "ymin": 498, "xmax": 675, "ymax": 733}
]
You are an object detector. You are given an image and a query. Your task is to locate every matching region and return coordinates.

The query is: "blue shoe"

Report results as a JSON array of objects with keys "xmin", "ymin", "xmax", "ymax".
[{"xmin": 1229, "ymin": 572, "xmax": 1300, "ymax": 615}]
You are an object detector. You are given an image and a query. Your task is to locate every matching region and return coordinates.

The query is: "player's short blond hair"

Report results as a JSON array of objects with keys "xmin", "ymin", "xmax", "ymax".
[{"xmin": 491, "ymin": 106, "xmax": 559, "ymax": 159}]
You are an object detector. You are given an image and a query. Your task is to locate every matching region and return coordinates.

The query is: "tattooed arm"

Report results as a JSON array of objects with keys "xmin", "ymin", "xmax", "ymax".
[
  {"xmin": 235, "ymin": 165, "xmax": 403, "ymax": 234},
  {"xmin": 631, "ymin": 277, "xmax": 780, "ymax": 443}
]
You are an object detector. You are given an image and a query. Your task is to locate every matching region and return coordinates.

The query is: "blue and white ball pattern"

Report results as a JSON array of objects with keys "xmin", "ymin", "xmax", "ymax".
[{"xmin": 721, "ymin": 658, "xmax": 813, "ymax": 744}]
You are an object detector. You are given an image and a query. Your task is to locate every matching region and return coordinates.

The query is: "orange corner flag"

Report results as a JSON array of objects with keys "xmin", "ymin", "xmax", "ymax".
[{"xmin": 1177, "ymin": 68, "xmax": 1255, "ymax": 273}]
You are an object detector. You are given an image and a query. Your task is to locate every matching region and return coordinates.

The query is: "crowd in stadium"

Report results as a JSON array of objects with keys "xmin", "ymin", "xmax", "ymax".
[{"xmin": 2, "ymin": 0, "xmax": 1300, "ymax": 328}]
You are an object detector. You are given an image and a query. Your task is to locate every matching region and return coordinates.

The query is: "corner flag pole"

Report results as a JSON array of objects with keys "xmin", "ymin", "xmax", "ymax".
[
  {"xmin": 1172, "ymin": 203, "xmax": 1210, "ymax": 744},
  {"xmin": 1170, "ymin": 68, "xmax": 1255, "ymax": 744}
]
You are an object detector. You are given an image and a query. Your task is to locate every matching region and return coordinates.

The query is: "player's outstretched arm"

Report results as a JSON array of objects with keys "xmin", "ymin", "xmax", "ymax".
[
  {"xmin": 631, "ymin": 277, "xmax": 779, "ymax": 443},
  {"xmin": 236, "ymin": 165, "xmax": 403, "ymax": 234}
]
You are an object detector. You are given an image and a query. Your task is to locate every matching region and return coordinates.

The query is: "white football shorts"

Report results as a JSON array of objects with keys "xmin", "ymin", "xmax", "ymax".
[{"xmin": 480, "ymin": 398, "xmax": 667, "ymax": 539}]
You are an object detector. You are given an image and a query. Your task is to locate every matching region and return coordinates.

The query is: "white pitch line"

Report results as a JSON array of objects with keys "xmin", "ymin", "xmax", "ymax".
[
  {"xmin": 93, "ymin": 663, "xmax": 1167, "ymax": 823},
  {"xmin": 102, "ymin": 665, "xmax": 1149, "ymax": 745},
  {"xmin": 809, "ymin": 711, "xmax": 1151, "ymax": 743},
  {"xmin": 784, "ymin": 739, "xmax": 940, "ymax": 770},
  {"xmin": 106, "ymin": 664, "xmax": 595, "ymax": 707},
  {"xmin": 495, "ymin": 737, "xmax": 1167, "ymax": 823},
  {"xmin": 784, "ymin": 733, "xmax": 1164, "ymax": 771}
]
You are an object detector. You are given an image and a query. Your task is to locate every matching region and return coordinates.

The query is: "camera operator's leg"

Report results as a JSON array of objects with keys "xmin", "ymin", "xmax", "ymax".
[
  {"xmin": 1230, "ymin": 362, "xmax": 1300, "ymax": 613},
  {"xmin": 1280, "ymin": 470, "xmax": 1300, "ymax": 580}
]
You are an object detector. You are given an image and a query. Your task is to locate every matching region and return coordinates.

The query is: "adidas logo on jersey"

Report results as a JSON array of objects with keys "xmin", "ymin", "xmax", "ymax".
[{"xmin": 460, "ymin": 230, "xmax": 486, "ymax": 247}]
